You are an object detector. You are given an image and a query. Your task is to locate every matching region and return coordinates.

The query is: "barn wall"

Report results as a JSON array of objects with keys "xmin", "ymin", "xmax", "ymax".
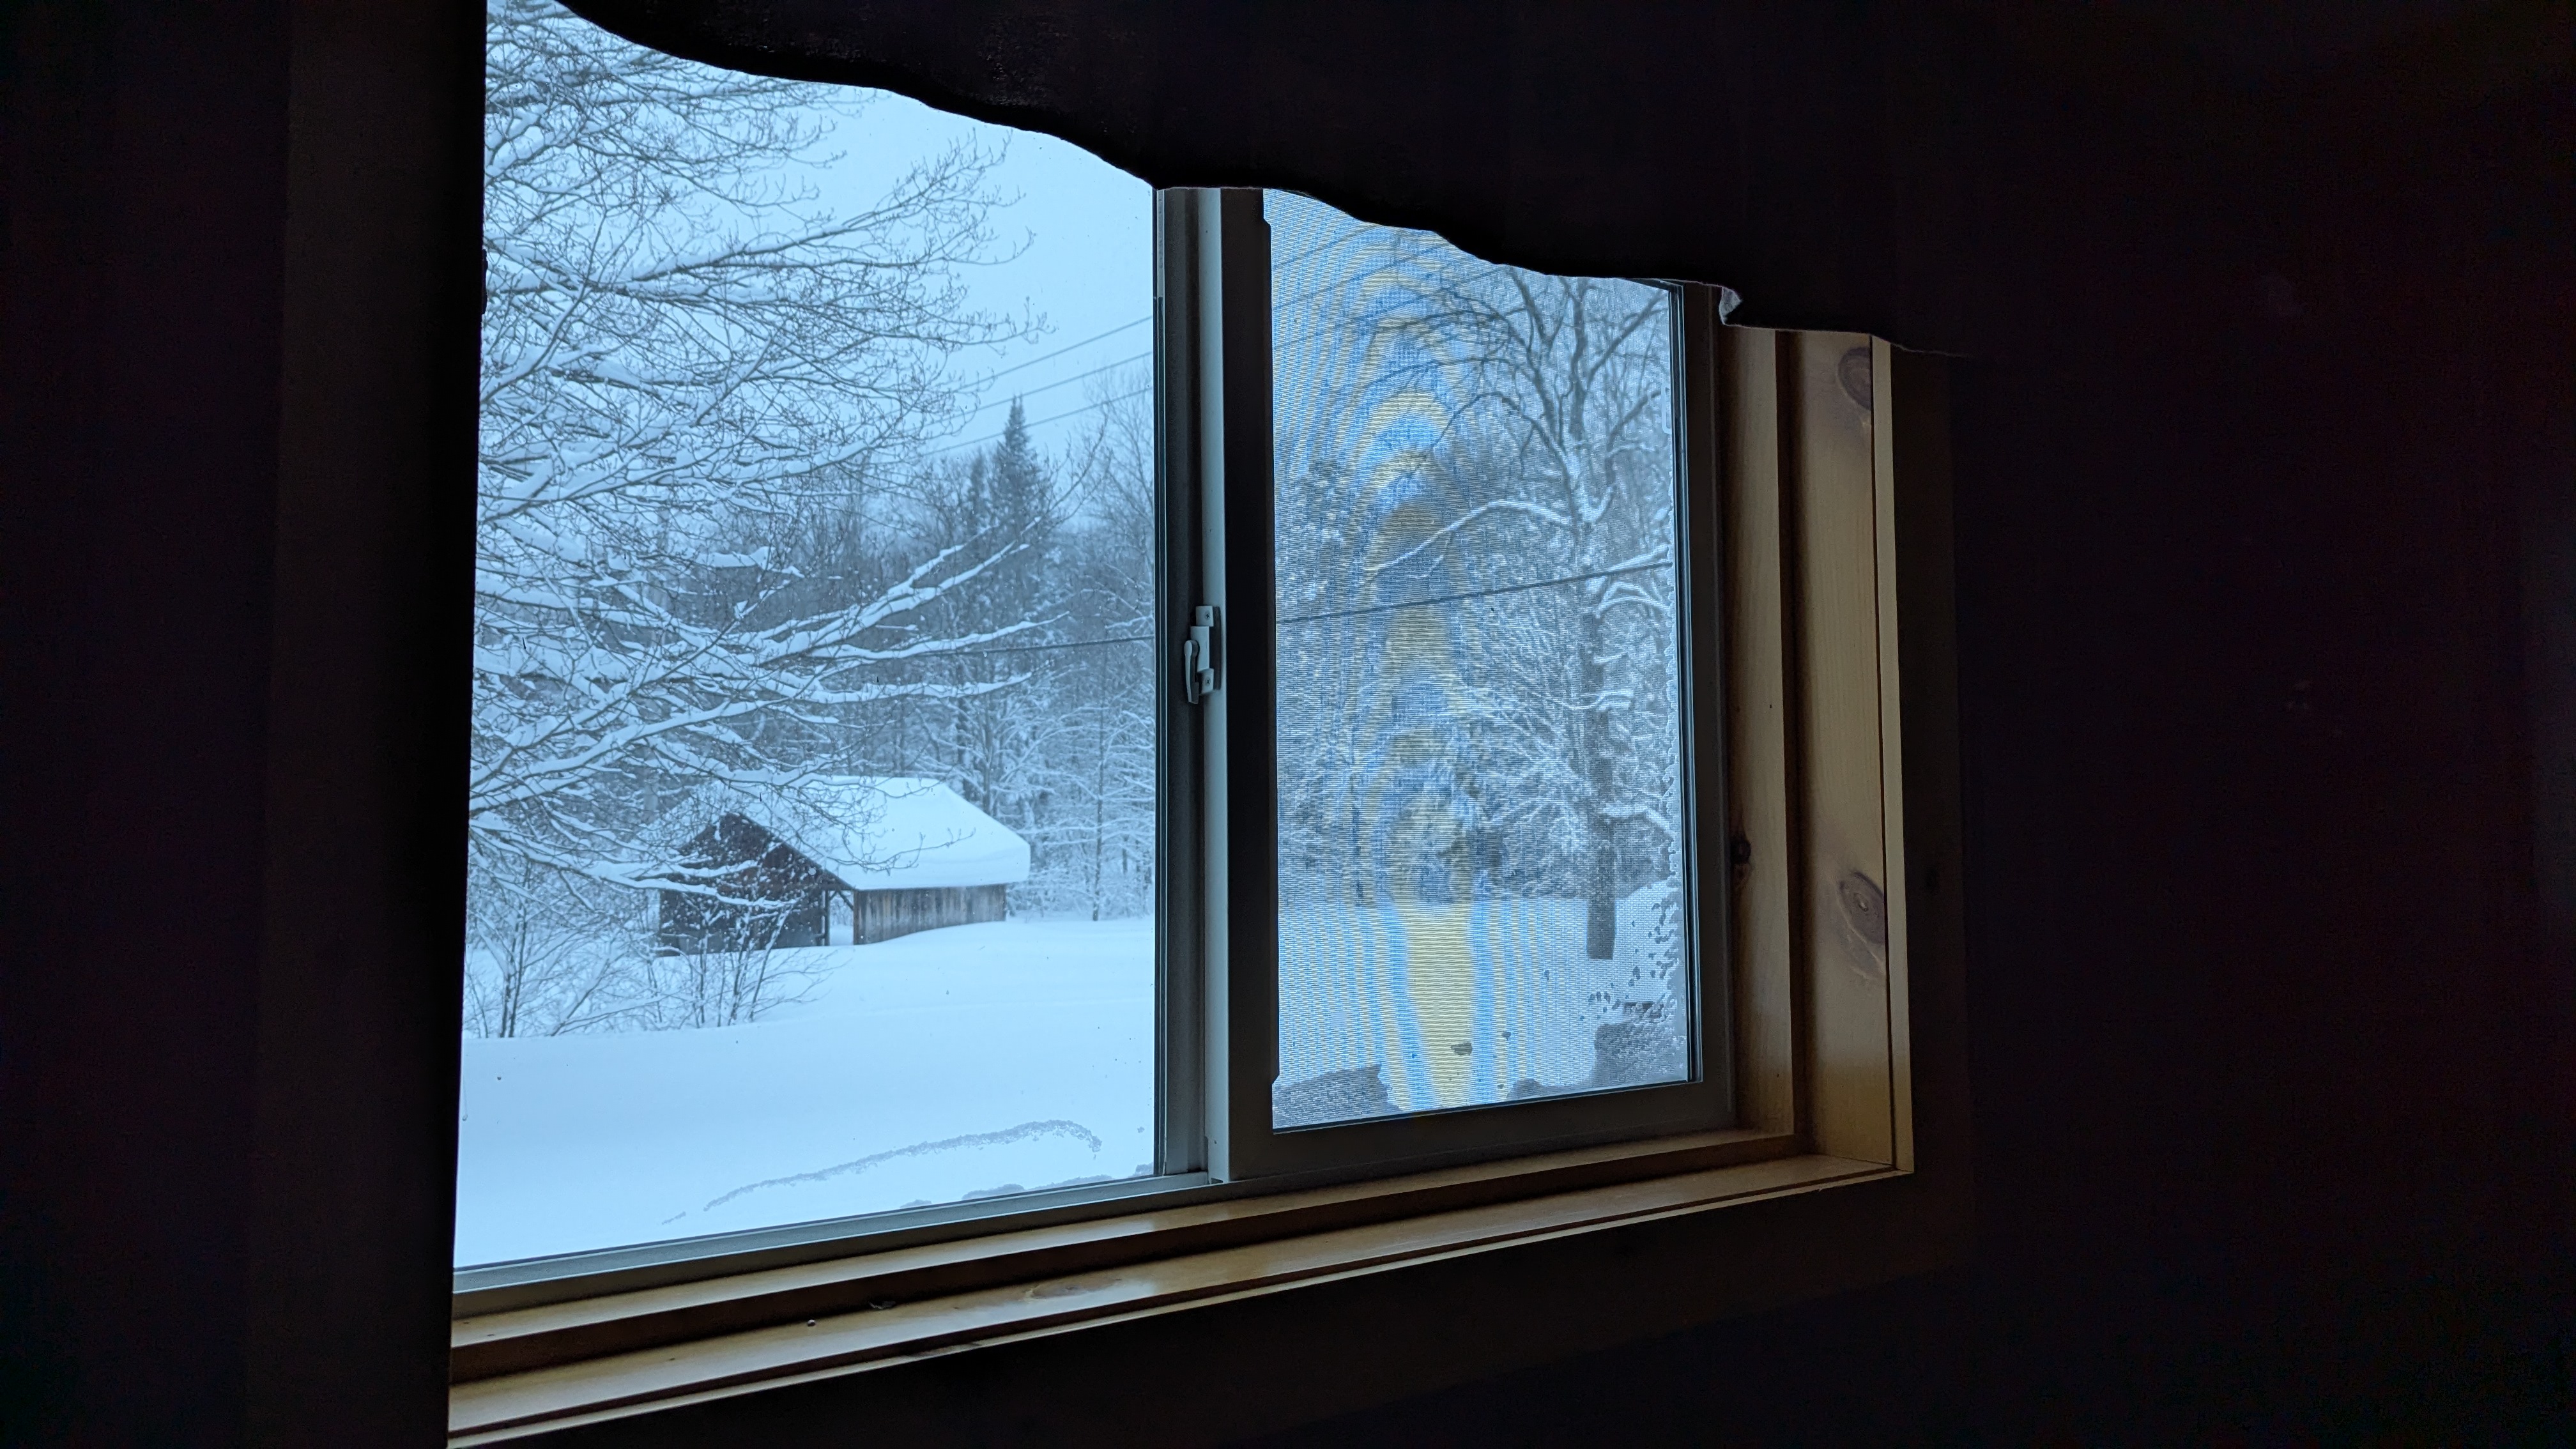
[
  {"xmin": 656, "ymin": 889, "xmax": 833, "ymax": 954},
  {"xmin": 854, "ymin": 885, "xmax": 1009, "ymax": 945},
  {"xmin": 658, "ymin": 813, "xmax": 840, "ymax": 954}
]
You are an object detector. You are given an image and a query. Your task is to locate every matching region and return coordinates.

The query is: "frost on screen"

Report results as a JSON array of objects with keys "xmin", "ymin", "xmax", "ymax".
[
  {"xmin": 1268, "ymin": 192, "xmax": 1690, "ymax": 1128},
  {"xmin": 459, "ymin": 0, "xmax": 1156, "ymax": 1267}
]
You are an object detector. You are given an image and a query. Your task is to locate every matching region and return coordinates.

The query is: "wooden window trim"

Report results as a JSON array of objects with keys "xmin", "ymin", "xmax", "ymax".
[{"xmin": 445, "ymin": 332, "xmax": 1969, "ymax": 1445}]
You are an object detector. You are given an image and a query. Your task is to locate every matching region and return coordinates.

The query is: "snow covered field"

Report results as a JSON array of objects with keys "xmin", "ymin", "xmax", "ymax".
[
  {"xmin": 455, "ymin": 919, "xmax": 1155, "ymax": 1266},
  {"xmin": 456, "ymin": 893, "xmax": 1683, "ymax": 1267}
]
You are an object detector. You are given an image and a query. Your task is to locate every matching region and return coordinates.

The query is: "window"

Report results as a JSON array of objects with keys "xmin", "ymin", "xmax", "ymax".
[
  {"xmin": 449, "ymin": 6, "xmax": 1958, "ymax": 1433},
  {"xmin": 461, "ymin": 3, "xmax": 1738, "ymax": 1291}
]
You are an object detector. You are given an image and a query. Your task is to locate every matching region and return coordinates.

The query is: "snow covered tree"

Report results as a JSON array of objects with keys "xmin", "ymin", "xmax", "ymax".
[
  {"xmin": 635, "ymin": 923, "xmax": 815, "ymax": 1029},
  {"xmin": 1023, "ymin": 372, "xmax": 1159, "ymax": 919},
  {"xmin": 461, "ymin": 854, "xmax": 652, "ymax": 1036},
  {"xmin": 471, "ymin": 0, "xmax": 1039, "ymax": 896},
  {"xmin": 911, "ymin": 399, "xmax": 1062, "ymax": 829},
  {"xmin": 1275, "ymin": 231, "xmax": 1679, "ymax": 958}
]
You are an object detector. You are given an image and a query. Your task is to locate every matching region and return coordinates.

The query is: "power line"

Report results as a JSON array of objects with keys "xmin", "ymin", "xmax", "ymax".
[
  {"xmin": 1278, "ymin": 559, "xmax": 1671, "ymax": 626},
  {"xmin": 967, "ymin": 316, "xmax": 1147, "ymax": 387},
  {"xmin": 931, "ymin": 631, "xmax": 1151, "ymax": 658},
  {"xmin": 946, "ymin": 349, "xmax": 1151, "ymax": 425},
  {"xmin": 922, "ymin": 255, "xmax": 1535, "ymax": 460},
  {"xmin": 920, "ymin": 385, "xmax": 1149, "ymax": 460},
  {"xmin": 924, "ymin": 233, "xmax": 1475, "ymax": 458},
  {"xmin": 923, "ymin": 226, "xmax": 1664, "ymax": 466},
  {"xmin": 1270, "ymin": 217, "xmax": 1379, "ymax": 273},
  {"xmin": 895, "ymin": 559, "xmax": 1673, "ymax": 663},
  {"xmin": 1271, "ymin": 236, "xmax": 1456, "ymax": 313},
  {"xmin": 939, "ymin": 217, "xmax": 1381, "ymax": 401}
]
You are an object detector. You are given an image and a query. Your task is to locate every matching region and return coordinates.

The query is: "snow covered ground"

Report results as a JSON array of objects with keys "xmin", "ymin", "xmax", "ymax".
[
  {"xmin": 455, "ymin": 918, "xmax": 1155, "ymax": 1267},
  {"xmin": 1278, "ymin": 889, "xmax": 1682, "ymax": 1117},
  {"xmin": 456, "ymin": 893, "xmax": 1684, "ymax": 1267}
]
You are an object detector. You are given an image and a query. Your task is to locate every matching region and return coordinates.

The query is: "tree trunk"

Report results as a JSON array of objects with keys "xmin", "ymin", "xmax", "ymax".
[
  {"xmin": 1090, "ymin": 740, "xmax": 1107, "ymax": 921},
  {"xmin": 1580, "ymin": 604, "xmax": 1618, "ymax": 959}
]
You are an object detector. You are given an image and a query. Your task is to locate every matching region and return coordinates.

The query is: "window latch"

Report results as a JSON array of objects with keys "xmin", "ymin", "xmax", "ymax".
[{"xmin": 1184, "ymin": 606, "xmax": 1222, "ymax": 703}]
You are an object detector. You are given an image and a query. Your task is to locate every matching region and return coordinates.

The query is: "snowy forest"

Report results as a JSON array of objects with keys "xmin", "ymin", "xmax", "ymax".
[{"xmin": 466, "ymin": 0, "xmax": 1154, "ymax": 1038}]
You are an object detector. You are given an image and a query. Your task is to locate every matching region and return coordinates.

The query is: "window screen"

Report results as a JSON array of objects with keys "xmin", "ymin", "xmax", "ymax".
[{"xmin": 1267, "ymin": 193, "xmax": 1691, "ymax": 1130}]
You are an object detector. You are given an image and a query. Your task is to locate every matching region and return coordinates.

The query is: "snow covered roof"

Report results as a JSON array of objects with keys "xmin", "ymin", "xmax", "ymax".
[{"xmin": 736, "ymin": 777, "xmax": 1029, "ymax": 891}]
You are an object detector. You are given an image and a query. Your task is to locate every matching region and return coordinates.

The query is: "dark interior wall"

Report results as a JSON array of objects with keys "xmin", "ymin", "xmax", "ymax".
[
  {"xmin": 4, "ymin": 0, "xmax": 478, "ymax": 1444},
  {"xmin": 1252, "ymin": 47, "xmax": 2575, "ymax": 1447},
  {"xmin": 3, "ymin": 1, "xmax": 2567, "ymax": 1445},
  {"xmin": 3, "ymin": 1, "xmax": 286, "ymax": 1441}
]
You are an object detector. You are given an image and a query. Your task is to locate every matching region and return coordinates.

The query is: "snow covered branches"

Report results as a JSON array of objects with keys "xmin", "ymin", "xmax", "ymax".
[
  {"xmin": 1273, "ymin": 212, "xmax": 1683, "ymax": 960},
  {"xmin": 473, "ymin": 0, "xmax": 1040, "ymax": 889}
]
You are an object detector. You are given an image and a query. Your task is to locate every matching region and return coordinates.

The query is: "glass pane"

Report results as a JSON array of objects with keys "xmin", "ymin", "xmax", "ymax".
[
  {"xmin": 1269, "ymin": 192, "xmax": 1689, "ymax": 1129},
  {"xmin": 461, "ymin": 0, "xmax": 1157, "ymax": 1267}
]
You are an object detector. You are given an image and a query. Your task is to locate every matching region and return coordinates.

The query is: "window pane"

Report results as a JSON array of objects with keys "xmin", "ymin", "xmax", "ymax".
[
  {"xmin": 1268, "ymin": 192, "xmax": 1689, "ymax": 1130},
  {"xmin": 460, "ymin": 0, "xmax": 1156, "ymax": 1267}
]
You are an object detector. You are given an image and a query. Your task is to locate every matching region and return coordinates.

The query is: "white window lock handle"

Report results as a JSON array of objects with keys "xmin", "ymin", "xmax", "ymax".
[{"xmin": 1184, "ymin": 605, "xmax": 1222, "ymax": 703}]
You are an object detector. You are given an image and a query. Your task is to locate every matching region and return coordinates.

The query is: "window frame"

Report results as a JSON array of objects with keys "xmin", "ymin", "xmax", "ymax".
[{"xmin": 429, "ymin": 48, "xmax": 1965, "ymax": 1441}]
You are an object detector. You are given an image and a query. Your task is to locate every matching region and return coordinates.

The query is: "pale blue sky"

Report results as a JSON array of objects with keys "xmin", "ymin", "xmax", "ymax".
[{"xmin": 803, "ymin": 90, "xmax": 1154, "ymax": 466}]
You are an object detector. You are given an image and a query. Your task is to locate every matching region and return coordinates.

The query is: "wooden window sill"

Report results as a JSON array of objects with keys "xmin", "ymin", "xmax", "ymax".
[{"xmin": 449, "ymin": 1137, "xmax": 1894, "ymax": 1442}]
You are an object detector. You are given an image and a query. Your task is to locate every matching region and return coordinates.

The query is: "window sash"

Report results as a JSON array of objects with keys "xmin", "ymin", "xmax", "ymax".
[{"xmin": 1163, "ymin": 188, "xmax": 1736, "ymax": 1183}]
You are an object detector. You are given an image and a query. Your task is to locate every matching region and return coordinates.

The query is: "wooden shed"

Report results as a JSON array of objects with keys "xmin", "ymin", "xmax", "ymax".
[{"xmin": 656, "ymin": 778, "xmax": 1030, "ymax": 954}]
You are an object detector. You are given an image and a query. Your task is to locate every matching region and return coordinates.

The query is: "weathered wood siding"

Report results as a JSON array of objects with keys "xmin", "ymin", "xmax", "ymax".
[{"xmin": 854, "ymin": 884, "xmax": 1007, "ymax": 945}]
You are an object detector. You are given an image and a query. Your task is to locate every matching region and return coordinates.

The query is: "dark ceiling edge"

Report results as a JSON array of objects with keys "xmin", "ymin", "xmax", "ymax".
[
  {"xmin": 554, "ymin": 0, "xmax": 1216, "ymax": 187},
  {"xmin": 546, "ymin": 1, "xmax": 1956, "ymax": 345},
  {"xmin": 540, "ymin": 0, "xmax": 2570, "ymax": 355}
]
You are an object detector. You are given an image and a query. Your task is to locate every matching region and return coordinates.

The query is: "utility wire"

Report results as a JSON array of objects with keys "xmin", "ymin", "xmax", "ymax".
[
  {"xmin": 944, "ymin": 246, "xmax": 1489, "ymax": 429},
  {"xmin": 968, "ymin": 316, "xmax": 1148, "ymax": 386},
  {"xmin": 1278, "ymin": 559, "xmax": 1671, "ymax": 626},
  {"xmin": 925, "ymin": 234, "xmax": 1480, "ymax": 459},
  {"xmin": 941, "ymin": 218, "xmax": 1382, "ymax": 397},
  {"xmin": 886, "ymin": 558, "xmax": 1673, "ymax": 662},
  {"xmin": 919, "ymin": 385, "xmax": 1151, "ymax": 461},
  {"xmin": 932, "ymin": 631, "xmax": 1152, "ymax": 658}
]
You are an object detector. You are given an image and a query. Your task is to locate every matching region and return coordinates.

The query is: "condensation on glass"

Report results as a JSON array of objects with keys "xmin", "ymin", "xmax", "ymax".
[
  {"xmin": 457, "ymin": 0, "xmax": 1156, "ymax": 1268},
  {"xmin": 1267, "ymin": 192, "xmax": 1690, "ymax": 1130}
]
